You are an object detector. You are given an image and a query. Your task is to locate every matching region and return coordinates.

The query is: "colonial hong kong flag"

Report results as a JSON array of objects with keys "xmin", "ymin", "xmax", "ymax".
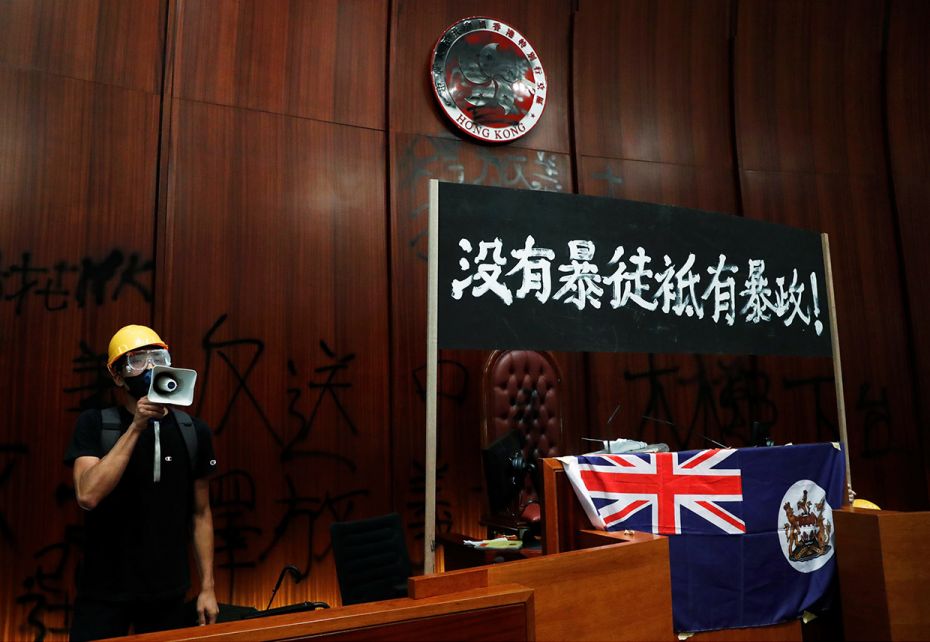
[{"xmin": 561, "ymin": 443, "xmax": 846, "ymax": 633}]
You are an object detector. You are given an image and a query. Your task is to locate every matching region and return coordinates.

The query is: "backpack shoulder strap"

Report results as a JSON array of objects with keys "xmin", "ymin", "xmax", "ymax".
[
  {"xmin": 100, "ymin": 407, "xmax": 122, "ymax": 456},
  {"xmin": 171, "ymin": 409, "xmax": 198, "ymax": 472}
]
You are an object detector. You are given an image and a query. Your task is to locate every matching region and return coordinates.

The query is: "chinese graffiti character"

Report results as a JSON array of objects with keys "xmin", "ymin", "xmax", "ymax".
[
  {"xmin": 258, "ymin": 475, "xmax": 368, "ymax": 580},
  {"xmin": 63, "ymin": 341, "xmax": 112, "ymax": 413},
  {"xmin": 197, "ymin": 314, "xmax": 282, "ymax": 446},
  {"xmin": 210, "ymin": 470, "xmax": 262, "ymax": 598},
  {"xmin": 282, "ymin": 342, "xmax": 358, "ymax": 466},
  {"xmin": 5, "ymin": 252, "xmax": 47, "ymax": 314}
]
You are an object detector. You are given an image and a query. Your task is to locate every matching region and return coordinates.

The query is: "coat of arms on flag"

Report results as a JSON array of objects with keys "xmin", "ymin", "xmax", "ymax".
[{"xmin": 560, "ymin": 443, "xmax": 845, "ymax": 633}]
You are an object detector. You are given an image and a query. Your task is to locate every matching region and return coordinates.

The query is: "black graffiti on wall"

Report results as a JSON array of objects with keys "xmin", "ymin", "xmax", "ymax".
[
  {"xmin": 15, "ymin": 484, "xmax": 82, "ymax": 642},
  {"xmin": 63, "ymin": 342, "xmax": 112, "ymax": 413},
  {"xmin": 196, "ymin": 314, "xmax": 281, "ymax": 445},
  {"xmin": 282, "ymin": 342, "xmax": 357, "ymax": 465},
  {"xmin": 782, "ymin": 375, "xmax": 839, "ymax": 443},
  {"xmin": 258, "ymin": 475, "xmax": 369, "ymax": 581},
  {"xmin": 620, "ymin": 355, "xmax": 777, "ymax": 450},
  {"xmin": 1, "ymin": 250, "xmax": 153, "ymax": 314},
  {"xmin": 717, "ymin": 358, "xmax": 778, "ymax": 446},
  {"xmin": 210, "ymin": 469, "xmax": 262, "ymax": 599},
  {"xmin": 406, "ymin": 459, "xmax": 453, "ymax": 552},
  {"xmin": 396, "ymin": 135, "xmax": 567, "ymax": 261},
  {"xmin": 624, "ymin": 355, "xmax": 680, "ymax": 447}
]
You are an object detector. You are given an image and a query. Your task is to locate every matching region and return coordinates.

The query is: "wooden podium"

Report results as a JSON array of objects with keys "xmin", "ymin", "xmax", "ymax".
[
  {"xmin": 410, "ymin": 531, "xmax": 675, "ymax": 641},
  {"xmin": 834, "ymin": 507, "xmax": 930, "ymax": 641},
  {"xmin": 538, "ymin": 457, "xmax": 803, "ymax": 642}
]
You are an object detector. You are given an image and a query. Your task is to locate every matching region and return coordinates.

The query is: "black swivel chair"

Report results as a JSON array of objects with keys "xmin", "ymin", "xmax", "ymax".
[{"xmin": 329, "ymin": 512, "xmax": 411, "ymax": 606}]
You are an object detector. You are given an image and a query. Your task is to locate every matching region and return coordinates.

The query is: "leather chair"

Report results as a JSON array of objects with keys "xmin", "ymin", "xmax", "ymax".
[
  {"xmin": 330, "ymin": 513, "xmax": 411, "ymax": 606},
  {"xmin": 481, "ymin": 350, "xmax": 564, "ymax": 536}
]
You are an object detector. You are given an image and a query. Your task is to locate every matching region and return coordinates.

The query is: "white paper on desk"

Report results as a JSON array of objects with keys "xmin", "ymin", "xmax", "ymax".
[
  {"xmin": 463, "ymin": 537, "xmax": 523, "ymax": 550},
  {"xmin": 584, "ymin": 438, "xmax": 647, "ymax": 455}
]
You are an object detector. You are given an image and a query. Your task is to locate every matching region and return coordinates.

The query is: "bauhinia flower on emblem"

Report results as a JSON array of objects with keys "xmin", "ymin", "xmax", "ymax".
[{"xmin": 431, "ymin": 17, "xmax": 547, "ymax": 143}]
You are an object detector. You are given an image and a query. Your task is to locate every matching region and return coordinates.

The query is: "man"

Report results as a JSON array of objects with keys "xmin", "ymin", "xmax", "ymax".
[{"xmin": 65, "ymin": 325, "xmax": 219, "ymax": 641}]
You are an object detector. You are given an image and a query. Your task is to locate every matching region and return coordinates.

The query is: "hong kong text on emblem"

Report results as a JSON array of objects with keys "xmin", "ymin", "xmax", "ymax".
[{"xmin": 431, "ymin": 17, "xmax": 547, "ymax": 143}]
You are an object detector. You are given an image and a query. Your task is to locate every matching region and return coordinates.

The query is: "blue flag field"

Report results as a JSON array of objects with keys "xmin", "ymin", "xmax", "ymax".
[{"xmin": 560, "ymin": 443, "xmax": 846, "ymax": 632}]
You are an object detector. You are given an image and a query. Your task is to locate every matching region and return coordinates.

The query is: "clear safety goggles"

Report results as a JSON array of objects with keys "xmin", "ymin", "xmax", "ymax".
[{"xmin": 121, "ymin": 348, "xmax": 171, "ymax": 376}]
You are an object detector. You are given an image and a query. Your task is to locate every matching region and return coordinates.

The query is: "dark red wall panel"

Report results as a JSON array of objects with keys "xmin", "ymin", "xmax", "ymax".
[
  {"xmin": 886, "ymin": 0, "xmax": 930, "ymax": 499},
  {"xmin": 174, "ymin": 0, "xmax": 386, "ymax": 129},
  {"xmin": 2, "ymin": 1, "xmax": 930, "ymax": 638},
  {"xmin": 736, "ymin": 0, "xmax": 926, "ymax": 507}
]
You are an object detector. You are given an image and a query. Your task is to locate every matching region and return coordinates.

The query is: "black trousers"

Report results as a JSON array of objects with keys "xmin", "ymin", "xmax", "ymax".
[{"xmin": 69, "ymin": 594, "xmax": 194, "ymax": 642}]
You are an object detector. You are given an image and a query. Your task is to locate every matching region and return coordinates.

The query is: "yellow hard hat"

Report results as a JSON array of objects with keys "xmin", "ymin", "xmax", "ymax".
[
  {"xmin": 851, "ymin": 498, "xmax": 881, "ymax": 510},
  {"xmin": 107, "ymin": 325, "xmax": 169, "ymax": 368}
]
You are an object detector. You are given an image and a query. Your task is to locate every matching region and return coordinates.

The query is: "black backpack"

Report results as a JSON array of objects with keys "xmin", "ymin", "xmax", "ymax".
[{"xmin": 100, "ymin": 407, "xmax": 198, "ymax": 470}]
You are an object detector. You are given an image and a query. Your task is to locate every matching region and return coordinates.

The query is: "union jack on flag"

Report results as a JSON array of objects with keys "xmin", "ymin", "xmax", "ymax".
[{"xmin": 563, "ymin": 449, "xmax": 744, "ymax": 535}]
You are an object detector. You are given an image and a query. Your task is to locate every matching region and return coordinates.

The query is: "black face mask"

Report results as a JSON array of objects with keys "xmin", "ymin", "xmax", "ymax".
[{"xmin": 124, "ymin": 369, "xmax": 152, "ymax": 400}]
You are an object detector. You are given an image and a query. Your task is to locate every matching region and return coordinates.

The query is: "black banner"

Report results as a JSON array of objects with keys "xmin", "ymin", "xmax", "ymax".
[{"xmin": 436, "ymin": 183, "xmax": 831, "ymax": 356}]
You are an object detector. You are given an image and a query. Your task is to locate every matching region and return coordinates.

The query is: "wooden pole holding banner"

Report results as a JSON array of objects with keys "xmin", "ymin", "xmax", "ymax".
[
  {"xmin": 821, "ymin": 233, "xmax": 853, "ymax": 503},
  {"xmin": 424, "ymin": 180, "xmax": 440, "ymax": 573}
]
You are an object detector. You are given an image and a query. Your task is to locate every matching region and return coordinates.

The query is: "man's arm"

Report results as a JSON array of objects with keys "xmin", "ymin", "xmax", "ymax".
[
  {"xmin": 192, "ymin": 478, "xmax": 219, "ymax": 625},
  {"xmin": 73, "ymin": 398, "xmax": 164, "ymax": 510}
]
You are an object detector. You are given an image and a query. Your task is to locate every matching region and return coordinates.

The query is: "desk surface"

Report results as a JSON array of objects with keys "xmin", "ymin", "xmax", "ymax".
[{"xmin": 437, "ymin": 532, "xmax": 543, "ymax": 570}]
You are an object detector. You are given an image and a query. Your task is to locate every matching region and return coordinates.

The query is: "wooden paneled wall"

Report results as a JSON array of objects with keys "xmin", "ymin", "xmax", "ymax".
[{"xmin": 0, "ymin": 1, "xmax": 927, "ymax": 640}]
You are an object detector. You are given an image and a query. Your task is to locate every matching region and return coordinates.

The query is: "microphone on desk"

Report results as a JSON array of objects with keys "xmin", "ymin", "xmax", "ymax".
[
  {"xmin": 702, "ymin": 434, "xmax": 729, "ymax": 449},
  {"xmin": 266, "ymin": 565, "xmax": 301, "ymax": 611}
]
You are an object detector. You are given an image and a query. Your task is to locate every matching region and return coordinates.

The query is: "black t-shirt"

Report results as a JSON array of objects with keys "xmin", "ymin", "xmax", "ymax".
[{"xmin": 64, "ymin": 407, "xmax": 217, "ymax": 602}]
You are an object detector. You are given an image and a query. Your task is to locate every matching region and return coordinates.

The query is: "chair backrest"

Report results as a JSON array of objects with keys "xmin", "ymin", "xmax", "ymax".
[
  {"xmin": 481, "ymin": 350, "xmax": 564, "ymax": 526},
  {"xmin": 329, "ymin": 512, "xmax": 411, "ymax": 606}
]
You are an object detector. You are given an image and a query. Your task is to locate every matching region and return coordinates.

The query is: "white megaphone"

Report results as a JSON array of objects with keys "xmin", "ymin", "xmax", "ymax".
[{"xmin": 147, "ymin": 365, "xmax": 198, "ymax": 406}]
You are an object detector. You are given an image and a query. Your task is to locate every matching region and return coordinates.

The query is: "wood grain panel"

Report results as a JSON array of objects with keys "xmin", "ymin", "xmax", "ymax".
[
  {"xmin": 411, "ymin": 539, "xmax": 675, "ymax": 641},
  {"xmin": 734, "ymin": 0, "xmax": 926, "ymax": 509},
  {"xmin": 161, "ymin": 99, "xmax": 390, "ymax": 608},
  {"xmin": 740, "ymin": 170, "xmax": 925, "ymax": 508},
  {"xmin": 578, "ymin": 156, "xmax": 737, "ymax": 213},
  {"xmin": 173, "ymin": 0, "xmax": 386, "ymax": 129},
  {"xmin": 297, "ymin": 604, "xmax": 528, "ymax": 641},
  {"xmin": 388, "ymin": 133, "xmax": 583, "ymax": 566},
  {"xmin": 0, "ymin": 0, "xmax": 166, "ymax": 93},
  {"xmin": 574, "ymin": 0, "xmax": 732, "ymax": 166},
  {"xmin": 390, "ymin": 0, "xmax": 571, "ymax": 153},
  {"xmin": 886, "ymin": 0, "xmax": 930, "ymax": 499},
  {"xmin": 113, "ymin": 585, "xmax": 533, "ymax": 642},
  {"xmin": 834, "ymin": 508, "xmax": 930, "ymax": 641},
  {"xmin": 0, "ymin": 66, "xmax": 159, "ymax": 642},
  {"xmin": 572, "ymin": 1, "xmax": 755, "ymax": 468},
  {"xmin": 735, "ymin": 0, "xmax": 886, "ymax": 174}
]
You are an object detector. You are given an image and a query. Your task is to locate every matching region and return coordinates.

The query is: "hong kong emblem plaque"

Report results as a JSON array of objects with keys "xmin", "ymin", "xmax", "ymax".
[{"xmin": 431, "ymin": 17, "xmax": 547, "ymax": 143}]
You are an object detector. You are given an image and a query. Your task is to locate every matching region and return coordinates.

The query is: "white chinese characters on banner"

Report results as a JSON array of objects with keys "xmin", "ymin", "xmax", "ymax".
[{"xmin": 451, "ymin": 236, "xmax": 824, "ymax": 335}]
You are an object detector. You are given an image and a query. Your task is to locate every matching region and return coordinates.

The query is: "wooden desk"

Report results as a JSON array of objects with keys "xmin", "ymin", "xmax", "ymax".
[
  {"xmin": 834, "ymin": 507, "xmax": 930, "ymax": 641},
  {"xmin": 106, "ymin": 585, "xmax": 535, "ymax": 642},
  {"xmin": 540, "ymin": 457, "xmax": 804, "ymax": 641},
  {"xmin": 437, "ymin": 532, "xmax": 543, "ymax": 570},
  {"xmin": 413, "ymin": 534, "xmax": 674, "ymax": 641}
]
